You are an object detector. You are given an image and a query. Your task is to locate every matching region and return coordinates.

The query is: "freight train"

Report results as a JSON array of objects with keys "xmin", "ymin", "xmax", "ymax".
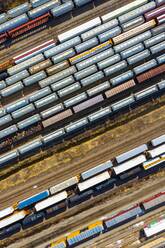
[
  {"xmin": 0, "ymin": 0, "xmax": 94, "ymax": 45},
  {"xmin": 0, "ymin": 133, "xmax": 164, "ymax": 240}
]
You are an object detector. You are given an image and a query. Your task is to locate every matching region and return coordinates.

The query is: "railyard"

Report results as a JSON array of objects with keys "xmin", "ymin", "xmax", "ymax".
[{"xmin": 0, "ymin": 0, "xmax": 165, "ymax": 247}]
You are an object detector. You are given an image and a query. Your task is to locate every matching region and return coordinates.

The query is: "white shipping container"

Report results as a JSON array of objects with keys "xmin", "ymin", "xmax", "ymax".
[
  {"xmin": 78, "ymin": 171, "xmax": 110, "ymax": 192},
  {"xmin": 144, "ymin": 218, "xmax": 165, "ymax": 237},
  {"xmin": 35, "ymin": 191, "xmax": 68, "ymax": 212},
  {"xmin": 0, "ymin": 206, "xmax": 14, "ymax": 220},
  {"xmin": 148, "ymin": 144, "xmax": 165, "ymax": 158},
  {"xmin": 58, "ymin": 17, "xmax": 101, "ymax": 42},
  {"xmin": 50, "ymin": 176, "xmax": 79, "ymax": 195},
  {"xmin": 113, "ymin": 155, "xmax": 146, "ymax": 175},
  {"xmin": 0, "ymin": 211, "xmax": 27, "ymax": 229}
]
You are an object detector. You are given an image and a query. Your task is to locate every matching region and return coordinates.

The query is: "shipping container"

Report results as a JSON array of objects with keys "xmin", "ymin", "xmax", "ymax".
[
  {"xmin": 113, "ymin": 155, "xmax": 146, "ymax": 175},
  {"xmin": 151, "ymin": 134, "xmax": 165, "ymax": 147},
  {"xmin": 116, "ymin": 144, "xmax": 148, "ymax": 164},
  {"xmin": 148, "ymin": 144, "xmax": 165, "ymax": 158},
  {"xmin": 50, "ymin": 177, "xmax": 79, "ymax": 195},
  {"xmin": 0, "ymin": 207, "xmax": 14, "ymax": 220},
  {"xmin": 78, "ymin": 171, "xmax": 110, "ymax": 192},
  {"xmin": 81, "ymin": 160, "xmax": 113, "ymax": 180},
  {"xmin": 0, "ymin": 211, "xmax": 27, "ymax": 229},
  {"xmin": 18, "ymin": 190, "xmax": 49, "ymax": 210},
  {"xmin": 35, "ymin": 191, "xmax": 68, "ymax": 212}
]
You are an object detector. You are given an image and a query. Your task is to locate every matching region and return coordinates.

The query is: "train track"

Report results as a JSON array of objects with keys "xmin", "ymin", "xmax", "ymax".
[
  {"xmin": 3, "ymin": 176, "xmax": 165, "ymax": 248},
  {"xmin": 0, "ymin": 0, "xmax": 134, "ymax": 63},
  {"xmin": 0, "ymin": 115, "xmax": 165, "ymax": 209}
]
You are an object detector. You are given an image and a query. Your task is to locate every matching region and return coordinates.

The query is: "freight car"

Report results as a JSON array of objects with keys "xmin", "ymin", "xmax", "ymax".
[{"xmin": 143, "ymin": 216, "xmax": 165, "ymax": 238}]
